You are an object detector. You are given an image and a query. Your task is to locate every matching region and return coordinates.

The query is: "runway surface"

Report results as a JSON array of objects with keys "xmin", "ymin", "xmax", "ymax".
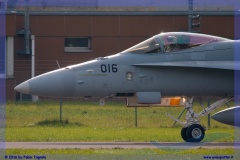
[{"xmin": 5, "ymin": 142, "xmax": 240, "ymax": 149}]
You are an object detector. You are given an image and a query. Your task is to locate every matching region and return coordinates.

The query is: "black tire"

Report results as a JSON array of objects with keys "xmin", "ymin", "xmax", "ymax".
[
  {"xmin": 186, "ymin": 124, "xmax": 205, "ymax": 142},
  {"xmin": 181, "ymin": 127, "xmax": 188, "ymax": 142}
]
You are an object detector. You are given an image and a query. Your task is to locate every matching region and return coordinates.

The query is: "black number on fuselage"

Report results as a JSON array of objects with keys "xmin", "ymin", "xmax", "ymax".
[
  {"xmin": 112, "ymin": 64, "xmax": 118, "ymax": 72},
  {"xmin": 101, "ymin": 64, "xmax": 107, "ymax": 73},
  {"xmin": 101, "ymin": 64, "xmax": 118, "ymax": 73}
]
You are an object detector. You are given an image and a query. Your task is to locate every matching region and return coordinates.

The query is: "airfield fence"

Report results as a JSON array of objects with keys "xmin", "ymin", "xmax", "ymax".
[{"xmin": 5, "ymin": 60, "xmax": 234, "ymax": 129}]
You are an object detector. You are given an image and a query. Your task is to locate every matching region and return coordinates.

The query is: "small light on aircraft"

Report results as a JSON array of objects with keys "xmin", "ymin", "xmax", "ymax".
[
  {"xmin": 182, "ymin": 97, "xmax": 186, "ymax": 103},
  {"xmin": 126, "ymin": 72, "xmax": 133, "ymax": 80}
]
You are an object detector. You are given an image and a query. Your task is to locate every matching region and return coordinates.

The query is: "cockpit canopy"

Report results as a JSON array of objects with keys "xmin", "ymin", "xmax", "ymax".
[{"xmin": 121, "ymin": 32, "xmax": 229, "ymax": 54}]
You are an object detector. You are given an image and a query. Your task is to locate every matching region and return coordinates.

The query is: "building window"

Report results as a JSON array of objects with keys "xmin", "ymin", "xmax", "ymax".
[{"xmin": 64, "ymin": 37, "xmax": 92, "ymax": 52}]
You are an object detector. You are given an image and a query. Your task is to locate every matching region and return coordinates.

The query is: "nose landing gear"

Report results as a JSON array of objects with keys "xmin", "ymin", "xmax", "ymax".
[{"xmin": 167, "ymin": 96, "xmax": 233, "ymax": 142}]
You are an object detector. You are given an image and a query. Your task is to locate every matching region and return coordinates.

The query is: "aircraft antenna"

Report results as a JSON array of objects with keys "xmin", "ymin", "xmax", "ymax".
[{"xmin": 56, "ymin": 60, "xmax": 61, "ymax": 69}]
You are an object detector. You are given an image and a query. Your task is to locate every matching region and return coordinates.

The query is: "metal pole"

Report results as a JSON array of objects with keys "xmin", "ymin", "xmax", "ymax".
[
  {"xmin": 172, "ymin": 108, "xmax": 186, "ymax": 126},
  {"xmin": 208, "ymin": 99, "xmax": 211, "ymax": 129},
  {"xmin": 31, "ymin": 35, "xmax": 39, "ymax": 102},
  {"xmin": 60, "ymin": 99, "xmax": 62, "ymax": 123},
  {"xmin": 55, "ymin": 61, "xmax": 63, "ymax": 123},
  {"xmin": 135, "ymin": 107, "xmax": 138, "ymax": 127},
  {"xmin": 188, "ymin": 0, "xmax": 193, "ymax": 32},
  {"xmin": 31, "ymin": 35, "xmax": 35, "ymax": 78},
  {"xmin": 24, "ymin": 0, "xmax": 30, "ymax": 54}
]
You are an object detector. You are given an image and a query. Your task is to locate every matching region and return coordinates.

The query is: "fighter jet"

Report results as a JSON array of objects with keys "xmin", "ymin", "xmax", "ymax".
[{"xmin": 15, "ymin": 32, "xmax": 239, "ymax": 142}]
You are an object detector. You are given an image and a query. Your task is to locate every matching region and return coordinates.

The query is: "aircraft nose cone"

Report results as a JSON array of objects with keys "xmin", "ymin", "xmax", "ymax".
[
  {"xmin": 211, "ymin": 112, "xmax": 225, "ymax": 124},
  {"xmin": 212, "ymin": 108, "xmax": 233, "ymax": 125},
  {"xmin": 212, "ymin": 106, "xmax": 240, "ymax": 126},
  {"xmin": 14, "ymin": 81, "xmax": 30, "ymax": 94},
  {"xmin": 14, "ymin": 68, "xmax": 75, "ymax": 97}
]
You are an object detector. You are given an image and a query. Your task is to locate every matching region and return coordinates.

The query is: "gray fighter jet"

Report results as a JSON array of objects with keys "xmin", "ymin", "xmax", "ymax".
[{"xmin": 15, "ymin": 32, "xmax": 239, "ymax": 142}]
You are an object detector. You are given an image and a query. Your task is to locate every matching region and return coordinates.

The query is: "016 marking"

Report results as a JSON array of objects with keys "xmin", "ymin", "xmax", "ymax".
[{"xmin": 101, "ymin": 64, "xmax": 118, "ymax": 73}]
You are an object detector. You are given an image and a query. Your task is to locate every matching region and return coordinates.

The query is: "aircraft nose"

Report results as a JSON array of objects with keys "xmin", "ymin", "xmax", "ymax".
[
  {"xmin": 14, "ymin": 68, "xmax": 75, "ymax": 97},
  {"xmin": 14, "ymin": 81, "xmax": 30, "ymax": 94}
]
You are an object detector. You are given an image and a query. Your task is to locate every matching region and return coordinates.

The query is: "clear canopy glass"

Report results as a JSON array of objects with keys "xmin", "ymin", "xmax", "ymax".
[{"xmin": 122, "ymin": 32, "xmax": 229, "ymax": 54}]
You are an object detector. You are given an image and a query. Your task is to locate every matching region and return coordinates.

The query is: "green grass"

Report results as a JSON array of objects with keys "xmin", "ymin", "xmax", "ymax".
[
  {"xmin": 4, "ymin": 100, "xmax": 238, "ymax": 156},
  {"xmin": 5, "ymin": 148, "xmax": 235, "ymax": 155},
  {"xmin": 6, "ymin": 100, "xmax": 234, "ymax": 128},
  {"xmin": 5, "ymin": 100, "xmax": 235, "ymax": 142},
  {"xmin": 6, "ymin": 127, "xmax": 234, "ymax": 142}
]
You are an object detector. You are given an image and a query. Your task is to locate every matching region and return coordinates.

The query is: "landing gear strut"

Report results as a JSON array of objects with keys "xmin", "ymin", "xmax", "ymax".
[{"xmin": 167, "ymin": 96, "xmax": 233, "ymax": 142}]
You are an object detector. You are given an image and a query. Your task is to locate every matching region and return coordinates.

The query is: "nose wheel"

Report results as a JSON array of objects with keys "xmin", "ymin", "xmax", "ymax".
[
  {"xmin": 181, "ymin": 124, "xmax": 205, "ymax": 142},
  {"xmin": 167, "ymin": 96, "xmax": 233, "ymax": 142}
]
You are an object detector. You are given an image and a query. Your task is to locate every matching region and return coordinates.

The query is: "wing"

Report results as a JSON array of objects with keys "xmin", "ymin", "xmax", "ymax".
[{"xmin": 132, "ymin": 61, "xmax": 239, "ymax": 70}]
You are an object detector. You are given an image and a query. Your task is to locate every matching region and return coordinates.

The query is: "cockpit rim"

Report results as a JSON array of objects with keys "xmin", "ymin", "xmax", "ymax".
[{"xmin": 121, "ymin": 32, "xmax": 230, "ymax": 54}]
